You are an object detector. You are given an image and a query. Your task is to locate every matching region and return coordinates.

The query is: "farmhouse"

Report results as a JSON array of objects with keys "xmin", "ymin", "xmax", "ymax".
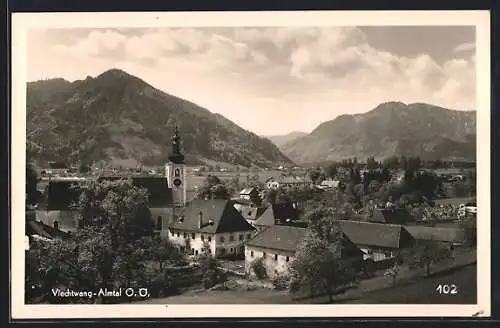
[
  {"xmin": 168, "ymin": 199, "xmax": 256, "ymax": 258},
  {"xmin": 36, "ymin": 179, "xmax": 87, "ymax": 232},
  {"xmin": 245, "ymin": 225, "xmax": 363, "ymax": 278},
  {"xmin": 251, "ymin": 203, "xmax": 300, "ymax": 232},
  {"xmin": 405, "ymin": 225, "xmax": 466, "ymax": 246},
  {"xmin": 338, "ymin": 220, "xmax": 416, "ymax": 262},
  {"xmin": 239, "ymin": 187, "xmax": 259, "ymax": 201}
]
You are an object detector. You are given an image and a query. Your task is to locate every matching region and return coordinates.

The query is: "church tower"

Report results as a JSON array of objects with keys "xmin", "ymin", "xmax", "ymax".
[{"xmin": 165, "ymin": 126, "xmax": 187, "ymax": 209}]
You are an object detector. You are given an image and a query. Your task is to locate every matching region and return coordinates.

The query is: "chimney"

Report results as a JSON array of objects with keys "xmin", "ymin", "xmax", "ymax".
[{"xmin": 198, "ymin": 211, "xmax": 203, "ymax": 229}]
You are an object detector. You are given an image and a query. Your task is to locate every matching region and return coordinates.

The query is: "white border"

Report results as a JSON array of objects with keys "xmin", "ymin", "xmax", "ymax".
[{"xmin": 11, "ymin": 10, "xmax": 491, "ymax": 319}]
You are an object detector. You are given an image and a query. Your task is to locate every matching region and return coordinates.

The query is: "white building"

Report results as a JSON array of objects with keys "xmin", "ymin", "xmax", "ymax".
[
  {"xmin": 245, "ymin": 225, "xmax": 363, "ymax": 278},
  {"xmin": 168, "ymin": 199, "xmax": 256, "ymax": 258}
]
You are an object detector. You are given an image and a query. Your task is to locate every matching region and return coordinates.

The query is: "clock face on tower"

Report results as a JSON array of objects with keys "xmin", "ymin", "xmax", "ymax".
[{"xmin": 173, "ymin": 178, "xmax": 182, "ymax": 187}]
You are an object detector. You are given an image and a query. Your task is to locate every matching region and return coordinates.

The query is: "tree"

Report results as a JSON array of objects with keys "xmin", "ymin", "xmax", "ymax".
[
  {"xmin": 366, "ymin": 156, "xmax": 378, "ymax": 170},
  {"xmin": 403, "ymin": 241, "xmax": 453, "ymax": 276},
  {"xmin": 195, "ymin": 175, "xmax": 230, "ymax": 200},
  {"xmin": 289, "ymin": 217, "xmax": 357, "ymax": 302},
  {"xmin": 26, "ymin": 162, "xmax": 41, "ymax": 207},
  {"xmin": 25, "ymin": 179, "xmax": 189, "ymax": 304},
  {"xmin": 325, "ymin": 163, "xmax": 338, "ymax": 180}
]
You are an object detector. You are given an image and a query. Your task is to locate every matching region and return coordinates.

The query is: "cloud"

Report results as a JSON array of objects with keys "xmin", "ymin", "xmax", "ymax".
[
  {"xmin": 26, "ymin": 27, "xmax": 476, "ymax": 134},
  {"xmin": 454, "ymin": 42, "xmax": 476, "ymax": 53}
]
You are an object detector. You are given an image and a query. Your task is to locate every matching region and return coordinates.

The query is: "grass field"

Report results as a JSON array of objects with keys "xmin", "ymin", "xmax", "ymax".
[
  {"xmin": 341, "ymin": 264, "xmax": 477, "ymax": 304},
  {"xmin": 139, "ymin": 263, "xmax": 476, "ymax": 305}
]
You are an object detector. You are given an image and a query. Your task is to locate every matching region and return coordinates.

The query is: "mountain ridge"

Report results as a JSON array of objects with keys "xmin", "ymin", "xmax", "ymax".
[
  {"xmin": 280, "ymin": 101, "xmax": 476, "ymax": 164},
  {"xmin": 266, "ymin": 131, "xmax": 308, "ymax": 148},
  {"xmin": 26, "ymin": 68, "xmax": 293, "ymax": 168}
]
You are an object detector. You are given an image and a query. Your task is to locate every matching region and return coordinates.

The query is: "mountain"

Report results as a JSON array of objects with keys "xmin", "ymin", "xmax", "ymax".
[
  {"xmin": 266, "ymin": 131, "xmax": 308, "ymax": 148},
  {"xmin": 280, "ymin": 102, "xmax": 476, "ymax": 164},
  {"xmin": 26, "ymin": 69, "xmax": 293, "ymax": 168}
]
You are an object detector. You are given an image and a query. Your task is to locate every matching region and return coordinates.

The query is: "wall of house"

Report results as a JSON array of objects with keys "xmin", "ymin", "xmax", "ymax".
[
  {"xmin": 244, "ymin": 245, "xmax": 295, "ymax": 278},
  {"xmin": 359, "ymin": 245, "xmax": 395, "ymax": 262},
  {"xmin": 36, "ymin": 210, "xmax": 79, "ymax": 232},
  {"xmin": 168, "ymin": 230, "xmax": 254, "ymax": 258}
]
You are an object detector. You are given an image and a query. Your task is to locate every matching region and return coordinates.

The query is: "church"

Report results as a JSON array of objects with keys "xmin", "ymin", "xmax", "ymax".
[{"xmin": 35, "ymin": 126, "xmax": 255, "ymax": 257}]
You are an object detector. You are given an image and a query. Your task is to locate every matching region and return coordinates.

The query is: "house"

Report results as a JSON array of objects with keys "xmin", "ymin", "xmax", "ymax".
[
  {"xmin": 245, "ymin": 225, "xmax": 364, "ymax": 278},
  {"xmin": 251, "ymin": 203, "xmax": 300, "ymax": 231},
  {"xmin": 168, "ymin": 199, "xmax": 256, "ymax": 258},
  {"xmin": 26, "ymin": 215, "xmax": 72, "ymax": 250},
  {"xmin": 96, "ymin": 175, "xmax": 175, "ymax": 236},
  {"xmin": 128, "ymin": 176, "xmax": 175, "ymax": 238},
  {"xmin": 318, "ymin": 179, "xmax": 340, "ymax": 190},
  {"xmin": 45, "ymin": 161, "xmax": 69, "ymax": 176},
  {"xmin": 338, "ymin": 220, "xmax": 416, "ymax": 262},
  {"xmin": 405, "ymin": 225, "xmax": 466, "ymax": 246},
  {"xmin": 231, "ymin": 198, "xmax": 253, "ymax": 213},
  {"xmin": 366, "ymin": 208, "xmax": 415, "ymax": 225},
  {"xmin": 36, "ymin": 179, "xmax": 87, "ymax": 232},
  {"xmin": 278, "ymin": 176, "xmax": 313, "ymax": 189},
  {"xmin": 239, "ymin": 187, "xmax": 259, "ymax": 201},
  {"xmin": 265, "ymin": 177, "xmax": 280, "ymax": 189}
]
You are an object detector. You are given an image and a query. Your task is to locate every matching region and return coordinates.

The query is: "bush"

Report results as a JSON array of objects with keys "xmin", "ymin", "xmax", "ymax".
[
  {"xmin": 271, "ymin": 272, "xmax": 290, "ymax": 290},
  {"xmin": 199, "ymin": 255, "xmax": 227, "ymax": 289},
  {"xmin": 250, "ymin": 258, "xmax": 267, "ymax": 280}
]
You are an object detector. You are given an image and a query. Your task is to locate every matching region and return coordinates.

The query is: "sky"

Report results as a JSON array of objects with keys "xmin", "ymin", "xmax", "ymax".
[{"xmin": 26, "ymin": 26, "xmax": 476, "ymax": 135}]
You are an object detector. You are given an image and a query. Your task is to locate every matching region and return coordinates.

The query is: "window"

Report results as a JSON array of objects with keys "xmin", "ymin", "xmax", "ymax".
[
  {"xmin": 248, "ymin": 211, "xmax": 252, "ymax": 216},
  {"xmin": 274, "ymin": 254, "xmax": 278, "ymax": 261},
  {"xmin": 208, "ymin": 248, "xmax": 212, "ymax": 254},
  {"xmin": 195, "ymin": 250, "xmax": 199, "ymax": 255},
  {"xmin": 286, "ymin": 256, "xmax": 290, "ymax": 262},
  {"xmin": 201, "ymin": 235, "xmax": 205, "ymax": 241},
  {"xmin": 177, "ymin": 232, "xmax": 180, "ymax": 237},
  {"xmin": 250, "ymin": 251, "xmax": 254, "ymax": 257},
  {"xmin": 263, "ymin": 252, "xmax": 266, "ymax": 258},
  {"xmin": 191, "ymin": 233, "xmax": 195, "ymax": 239},
  {"xmin": 229, "ymin": 235, "xmax": 234, "ymax": 242},
  {"xmin": 220, "ymin": 236, "xmax": 225, "ymax": 242},
  {"xmin": 208, "ymin": 236, "xmax": 212, "ymax": 242},
  {"xmin": 384, "ymin": 251, "xmax": 392, "ymax": 258},
  {"xmin": 230, "ymin": 248, "xmax": 233, "ymax": 253},
  {"xmin": 183, "ymin": 233, "xmax": 187, "ymax": 239},
  {"xmin": 367, "ymin": 249, "xmax": 373, "ymax": 255},
  {"xmin": 239, "ymin": 235, "xmax": 243, "ymax": 241}
]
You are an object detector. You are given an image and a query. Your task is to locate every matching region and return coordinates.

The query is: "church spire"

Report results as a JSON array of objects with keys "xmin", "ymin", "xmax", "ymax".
[{"xmin": 168, "ymin": 125, "xmax": 185, "ymax": 164}]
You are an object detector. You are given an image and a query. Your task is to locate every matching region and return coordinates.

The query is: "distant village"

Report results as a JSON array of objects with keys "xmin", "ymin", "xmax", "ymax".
[{"xmin": 25, "ymin": 127, "xmax": 477, "ymax": 304}]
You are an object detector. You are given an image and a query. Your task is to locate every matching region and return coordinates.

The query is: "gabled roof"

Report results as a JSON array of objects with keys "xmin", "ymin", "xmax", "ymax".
[
  {"xmin": 246, "ymin": 225, "xmax": 363, "ymax": 258},
  {"xmin": 239, "ymin": 205, "xmax": 267, "ymax": 221},
  {"xmin": 38, "ymin": 181, "xmax": 84, "ymax": 210},
  {"xmin": 320, "ymin": 180, "xmax": 340, "ymax": 188},
  {"xmin": 97, "ymin": 175, "xmax": 173, "ymax": 208},
  {"xmin": 26, "ymin": 220, "xmax": 71, "ymax": 240},
  {"xmin": 170, "ymin": 199, "xmax": 255, "ymax": 234},
  {"xmin": 338, "ymin": 220, "xmax": 415, "ymax": 249},
  {"xmin": 240, "ymin": 188, "xmax": 256, "ymax": 195},
  {"xmin": 405, "ymin": 225, "xmax": 465, "ymax": 243},
  {"xmin": 254, "ymin": 203, "xmax": 298, "ymax": 226},
  {"xmin": 246, "ymin": 225, "xmax": 307, "ymax": 252},
  {"xmin": 130, "ymin": 177, "xmax": 173, "ymax": 208},
  {"xmin": 368, "ymin": 208, "xmax": 414, "ymax": 225}
]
